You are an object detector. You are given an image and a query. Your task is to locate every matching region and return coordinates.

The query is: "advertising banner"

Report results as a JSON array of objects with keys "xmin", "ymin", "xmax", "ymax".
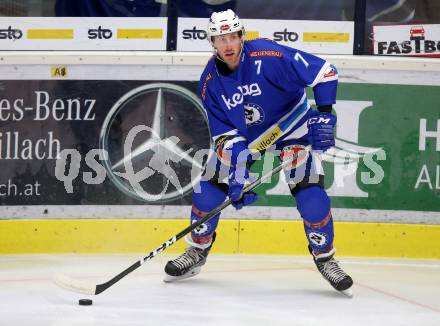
[
  {"xmin": 0, "ymin": 17, "xmax": 167, "ymax": 50},
  {"xmin": 373, "ymin": 24, "xmax": 440, "ymax": 57},
  {"xmin": 1, "ymin": 79, "xmax": 439, "ymax": 217},
  {"xmin": 177, "ymin": 18, "xmax": 354, "ymax": 54},
  {"xmin": 0, "ymin": 80, "xmax": 210, "ymax": 205}
]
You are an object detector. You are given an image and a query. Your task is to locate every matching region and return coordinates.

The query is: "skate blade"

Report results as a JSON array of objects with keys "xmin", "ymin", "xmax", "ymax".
[
  {"xmin": 339, "ymin": 287, "xmax": 353, "ymax": 298},
  {"xmin": 163, "ymin": 267, "xmax": 201, "ymax": 283}
]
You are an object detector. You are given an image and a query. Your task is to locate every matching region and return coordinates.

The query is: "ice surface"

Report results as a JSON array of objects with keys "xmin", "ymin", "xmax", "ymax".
[{"xmin": 0, "ymin": 254, "xmax": 439, "ymax": 326}]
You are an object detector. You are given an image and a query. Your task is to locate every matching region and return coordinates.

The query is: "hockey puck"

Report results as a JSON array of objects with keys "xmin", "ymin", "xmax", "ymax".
[{"xmin": 78, "ymin": 299, "xmax": 93, "ymax": 306}]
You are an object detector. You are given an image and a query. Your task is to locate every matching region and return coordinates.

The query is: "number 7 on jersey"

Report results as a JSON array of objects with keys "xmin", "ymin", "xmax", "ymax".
[
  {"xmin": 254, "ymin": 60, "xmax": 262, "ymax": 74},
  {"xmin": 294, "ymin": 52, "xmax": 309, "ymax": 68}
]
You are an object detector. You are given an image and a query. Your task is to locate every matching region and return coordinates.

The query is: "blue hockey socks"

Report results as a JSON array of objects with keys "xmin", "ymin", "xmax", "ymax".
[
  {"xmin": 295, "ymin": 185, "xmax": 334, "ymax": 253},
  {"xmin": 190, "ymin": 180, "xmax": 227, "ymax": 241}
]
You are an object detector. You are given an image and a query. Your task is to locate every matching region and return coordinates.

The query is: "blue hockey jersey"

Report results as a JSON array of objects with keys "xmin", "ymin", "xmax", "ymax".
[{"xmin": 199, "ymin": 38, "xmax": 338, "ymax": 154}]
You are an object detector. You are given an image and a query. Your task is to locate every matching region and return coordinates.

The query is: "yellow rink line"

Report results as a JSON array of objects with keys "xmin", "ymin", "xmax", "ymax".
[{"xmin": 0, "ymin": 219, "xmax": 439, "ymax": 258}]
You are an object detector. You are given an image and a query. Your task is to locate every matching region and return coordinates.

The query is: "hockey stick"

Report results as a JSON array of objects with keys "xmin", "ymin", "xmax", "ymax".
[{"xmin": 54, "ymin": 145, "xmax": 311, "ymax": 295}]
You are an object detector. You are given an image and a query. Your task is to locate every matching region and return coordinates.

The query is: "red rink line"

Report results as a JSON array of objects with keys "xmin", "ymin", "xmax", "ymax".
[
  {"xmin": 355, "ymin": 282, "xmax": 440, "ymax": 313},
  {"xmin": 303, "ymin": 266, "xmax": 440, "ymax": 313}
]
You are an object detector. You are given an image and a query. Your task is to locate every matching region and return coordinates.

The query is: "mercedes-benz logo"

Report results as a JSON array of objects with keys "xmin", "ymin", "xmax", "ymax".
[{"xmin": 99, "ymin": 83, "xmax": 212, "ymax": 203}]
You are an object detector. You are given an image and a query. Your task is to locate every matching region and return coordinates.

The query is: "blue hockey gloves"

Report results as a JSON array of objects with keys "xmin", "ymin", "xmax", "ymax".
[
  {"xmin": 307, "ymin": 112, "xmax": 337, "ymax": 152},
  {"xmin": 228, "ymin": 167, "xmax": 258, "ymax": 210}
]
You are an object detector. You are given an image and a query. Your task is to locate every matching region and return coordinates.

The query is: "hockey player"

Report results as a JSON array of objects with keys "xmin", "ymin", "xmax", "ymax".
[{"xmin": 164, "ymin": 9, "xmax": 353, "ymax": 296}]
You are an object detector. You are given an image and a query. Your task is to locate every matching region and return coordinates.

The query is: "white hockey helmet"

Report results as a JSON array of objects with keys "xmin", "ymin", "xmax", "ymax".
[{"xmin": 207, "ymin": 9, "xmax": 245, "ymax": 44}]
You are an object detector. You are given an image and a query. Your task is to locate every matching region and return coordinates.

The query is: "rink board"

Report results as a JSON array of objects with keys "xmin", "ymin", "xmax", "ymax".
[
  {"xmin": 1, "ymin": 219, "xmax": 439, "ymax": 259},
  {"xmin": 0, "ymin": 54, "xmax": 439, "ymax": 220}
]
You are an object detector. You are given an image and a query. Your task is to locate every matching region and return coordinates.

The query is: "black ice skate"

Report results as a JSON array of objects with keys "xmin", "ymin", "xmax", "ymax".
[
  {"xmin": 164, "ymin": 233, "xmax": 216, "ymax": 282},
  {"xmin": 309, "ymin": 246, "xmax": 353, "ymax": 297}
]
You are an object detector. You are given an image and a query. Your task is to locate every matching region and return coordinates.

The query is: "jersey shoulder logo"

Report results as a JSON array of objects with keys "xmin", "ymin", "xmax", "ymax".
[{"xmin": 324, "ymin": 64, "xmax": 337, "ymax": 78}]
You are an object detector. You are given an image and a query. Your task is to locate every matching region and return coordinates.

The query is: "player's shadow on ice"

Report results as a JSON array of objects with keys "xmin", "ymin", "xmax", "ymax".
[{"xmin": 163, "ymin": 278, "xmax": 352, "ymax": 299}]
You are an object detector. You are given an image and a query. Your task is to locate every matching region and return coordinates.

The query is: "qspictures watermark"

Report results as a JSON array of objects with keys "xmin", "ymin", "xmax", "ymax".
[{"xmin": 54, "ymin": 124, "xmax": 387, "ymax": 202}]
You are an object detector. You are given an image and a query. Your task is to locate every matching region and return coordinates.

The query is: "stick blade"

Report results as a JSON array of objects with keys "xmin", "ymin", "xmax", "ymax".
[{"xmin": 53, "ymin": 273, "xmax": 97, "ymax": 295}]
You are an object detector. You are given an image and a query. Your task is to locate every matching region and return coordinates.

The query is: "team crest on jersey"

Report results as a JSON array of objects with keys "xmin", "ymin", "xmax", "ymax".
[{"xmin": 244, "ymin": 103, "xmax": 264, "ymax": 126}]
